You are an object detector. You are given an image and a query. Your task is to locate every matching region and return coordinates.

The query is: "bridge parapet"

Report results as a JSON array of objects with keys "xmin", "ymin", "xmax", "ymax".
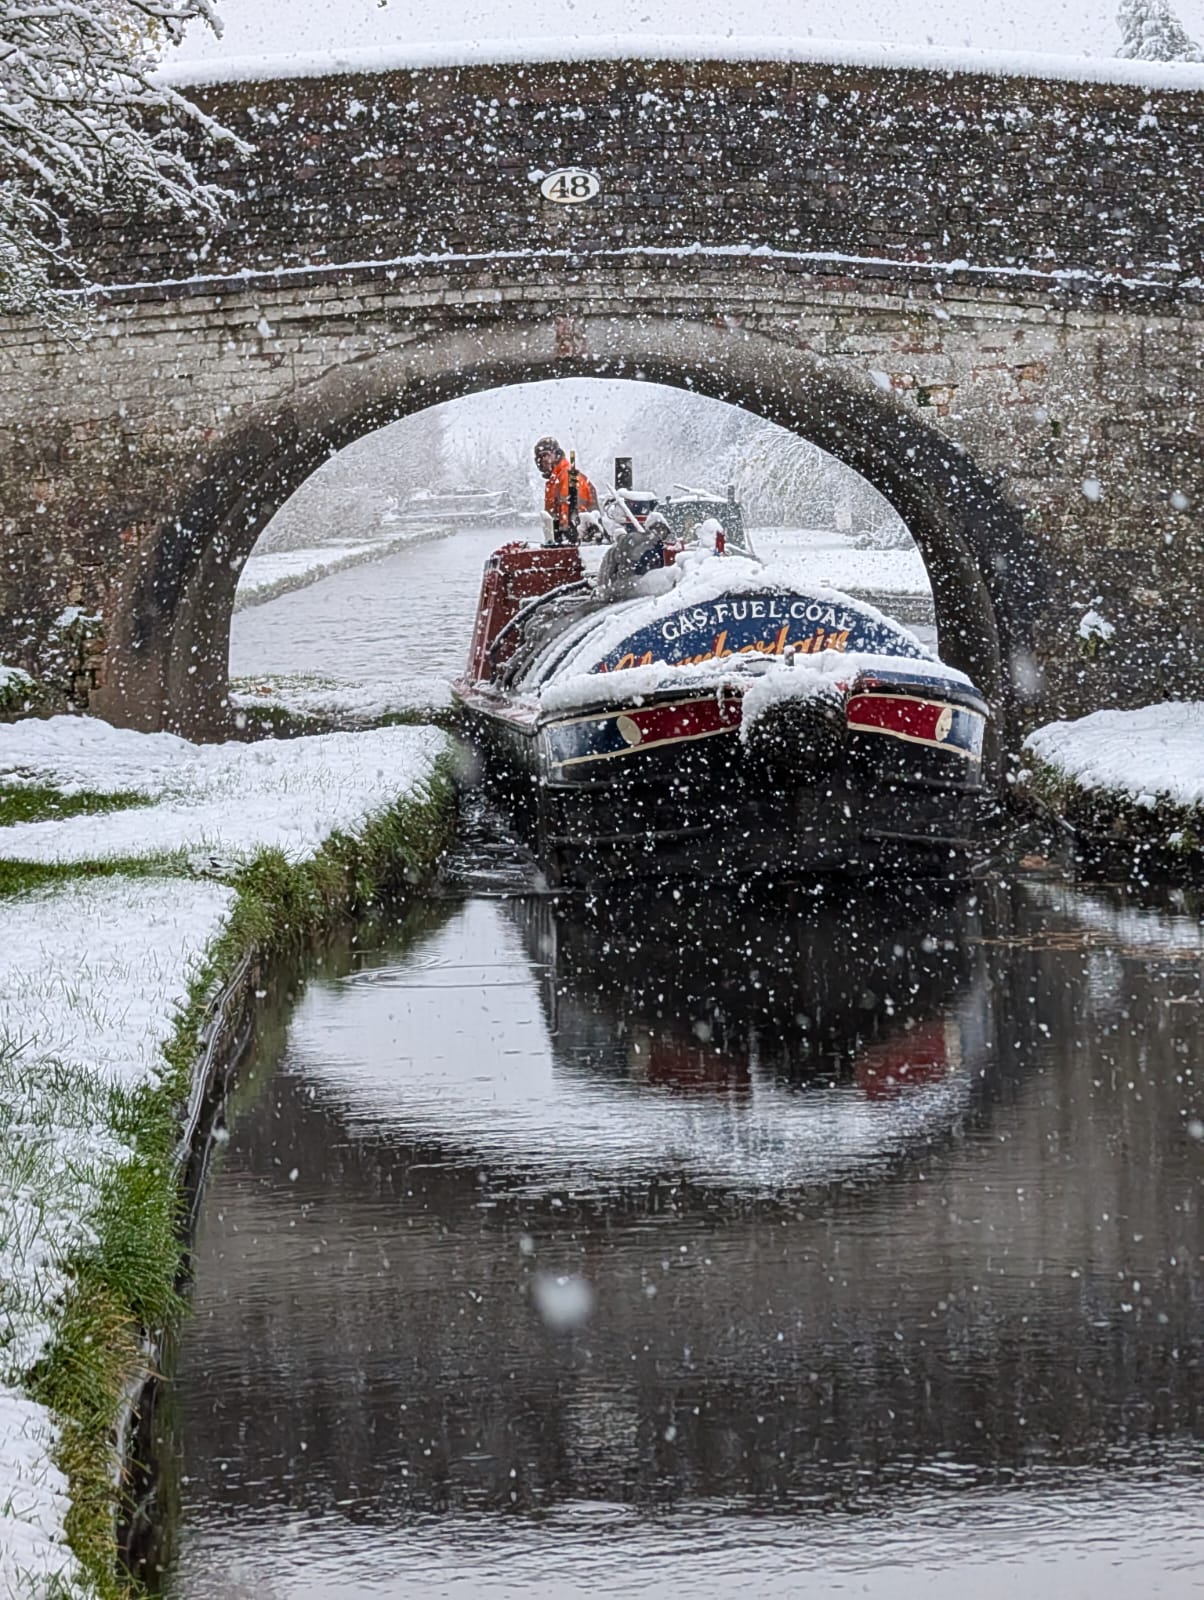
[{"xmin": 87, "ymin": 56, "xmax": 1204, "ymax": 297}]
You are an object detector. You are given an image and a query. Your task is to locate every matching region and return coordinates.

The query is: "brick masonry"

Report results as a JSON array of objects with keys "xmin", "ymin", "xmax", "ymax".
[{"xmin": 0, "ymin": 54, "xmax": 1200, "ymax": 739}]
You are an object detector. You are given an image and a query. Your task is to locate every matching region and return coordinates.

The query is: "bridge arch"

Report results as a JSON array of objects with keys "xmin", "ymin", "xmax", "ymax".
[
  {"xmin": 3, "ymin": 51, "xmax": 1201, "ymax": 734},
  {"xmin": 116, "ymin": 316, "xmax": 1039, "ymax": 746}
]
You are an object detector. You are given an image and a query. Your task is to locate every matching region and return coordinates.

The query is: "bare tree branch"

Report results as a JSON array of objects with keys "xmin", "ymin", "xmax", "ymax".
[{"xmin": 0, "ymin": 0, "xmax": 248, "ymax": 329}]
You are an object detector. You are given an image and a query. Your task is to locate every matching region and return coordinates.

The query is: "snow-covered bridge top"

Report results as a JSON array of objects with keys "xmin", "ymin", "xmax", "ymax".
[
  {"xmin": 155, "ymin": 33, "xmax": 1204, "ymax": 94},
  {"xmin": 87, "ymin": 46, "xmax": 1204, "ymax": 302}
]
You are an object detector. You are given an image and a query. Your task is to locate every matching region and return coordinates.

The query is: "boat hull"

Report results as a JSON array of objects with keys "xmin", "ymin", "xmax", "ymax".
[{"xmin": 453, "ymin": 679, "xmax": 994, "ymax": 886}]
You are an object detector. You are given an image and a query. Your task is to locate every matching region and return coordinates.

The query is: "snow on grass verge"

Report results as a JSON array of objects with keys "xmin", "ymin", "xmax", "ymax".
[
  {"xmin": 229, "ymin": 674, "xmax": 445, "ymax": 730},
  {"xmin": 0, "ymin": 1382, "xmax": 75, "ymax": 1597},
  {"xmin": 1022, "ymin": 703, "xmax": 1204, "ymax": 873},
  {"xmin": 0, "ymin": 719, "xmax": 450, "ymax": 867},
  {"xmin": 752, "ymin": 528, "xmax": 931, "ymax": 597},
  {"xmin": 0, "ymin": 720, "xmax": 456, "ymax": 1596},
  {"xmin": 1, "ymin": 879, "xmax": 232, "ymax": 1597}
]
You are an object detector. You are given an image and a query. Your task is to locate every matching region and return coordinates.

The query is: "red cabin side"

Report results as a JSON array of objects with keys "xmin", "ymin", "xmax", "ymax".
[{"xmin": 465, "ymin": 543, "xmax": 584, "ymax": 684}]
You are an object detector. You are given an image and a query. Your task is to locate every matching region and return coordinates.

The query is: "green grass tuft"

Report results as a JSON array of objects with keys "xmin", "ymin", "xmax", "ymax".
[
  {"xmin": 0, "ymin": 785, "xmax": 153, "ymax": 828},
  {"xmin": 0, "ymin": 853, "xmax": 192, "ymax": 900}
]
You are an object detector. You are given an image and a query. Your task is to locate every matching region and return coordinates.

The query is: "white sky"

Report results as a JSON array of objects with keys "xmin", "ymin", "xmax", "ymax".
[{"xmin": 173, "ymin": 0, "xmax": 1204, "ymax": 67}]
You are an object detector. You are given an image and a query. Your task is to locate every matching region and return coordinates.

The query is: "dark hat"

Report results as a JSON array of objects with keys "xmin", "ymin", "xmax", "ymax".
[{"xmin": 533, "ymin": 436, "xmax": 561, "ymax": 457}]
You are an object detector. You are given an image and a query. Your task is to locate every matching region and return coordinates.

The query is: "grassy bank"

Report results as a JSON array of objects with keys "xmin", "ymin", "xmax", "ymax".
[
  {"xmin": 0, "ymin": 745, "xmax": 457, "ymax": 1597},
  {"xmin": 229, "ymin": 689, "xmax": 457, "ymax": 742},
  {"xmin": 1022, "ymin": 755, "xmax": 1203, "ymax": 881}
]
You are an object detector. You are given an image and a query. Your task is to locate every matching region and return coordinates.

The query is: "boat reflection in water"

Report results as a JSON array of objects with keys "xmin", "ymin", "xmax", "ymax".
[
  {"xmin": 302, "ymin": 883, "xmax": 994, "ymax": 1197},
  {"xmin": 155, "ymin": 879, "xmax": 1203, "ymax": 1600},
  {"xmin": 516, "ymin": 882, "xmax": 992, "ymax": 1181}
]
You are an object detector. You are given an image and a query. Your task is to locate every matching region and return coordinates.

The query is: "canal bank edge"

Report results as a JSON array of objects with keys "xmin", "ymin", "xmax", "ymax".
[
  {"xmin": 0, "ymin": 739, "xmax": 457, "ymax": 1599},
  {"xmin": 231, "ymin": 523, "xmax": 449, "ymax": 613},
  {"xmin": 1020, "ymin": 702, "xmax": 1204, "ymax": 883}
]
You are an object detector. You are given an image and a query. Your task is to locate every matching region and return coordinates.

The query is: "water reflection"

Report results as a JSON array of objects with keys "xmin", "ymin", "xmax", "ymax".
[
  {"xmin": 158, "ymin": 880, "xmax": 1202, "ymax": 1599},
  {"xmin": 275, "ymin": 886, "xmax": 996, "ymax": 1196}
]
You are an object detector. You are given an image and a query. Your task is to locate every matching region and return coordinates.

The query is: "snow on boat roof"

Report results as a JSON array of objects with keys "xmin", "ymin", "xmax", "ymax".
[
  {"xmin": 530, "ymin": 550, "xmax": 929, "ymax": 685},
  {"xmin": 525, "ymin": 550, "xmax": 979, "ymax": 715},
  {"xmin": 155, "ymin": 33, "xmax": 1204, "ymax": 94}
]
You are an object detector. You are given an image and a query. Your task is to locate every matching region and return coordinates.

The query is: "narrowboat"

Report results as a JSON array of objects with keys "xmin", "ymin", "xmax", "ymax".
[{"xmin": 451, "ymin": 485, "xmax": 992, "ymax": 885}]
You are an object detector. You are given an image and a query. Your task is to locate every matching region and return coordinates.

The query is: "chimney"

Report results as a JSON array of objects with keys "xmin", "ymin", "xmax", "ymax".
[{"xmin": 614, "ymin": 457, "xmax": 633, "ymax": 491}]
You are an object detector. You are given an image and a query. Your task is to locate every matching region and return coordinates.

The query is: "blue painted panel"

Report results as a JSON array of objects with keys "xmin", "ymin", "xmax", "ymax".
[{"xmin": 593, "ymin": 592, "xmax": 924, "ymax": 673}]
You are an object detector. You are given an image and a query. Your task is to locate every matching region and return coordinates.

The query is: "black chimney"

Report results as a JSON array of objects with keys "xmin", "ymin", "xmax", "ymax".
[{"xmin": 614, "ymin": 456, "xmax": 633, "ymax": 491}]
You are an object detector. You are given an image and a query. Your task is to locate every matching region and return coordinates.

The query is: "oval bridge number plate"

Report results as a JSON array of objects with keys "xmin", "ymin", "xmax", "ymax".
[{"xmin": 539, "ymin": 168, "xmax": 601, "ymax": 204}]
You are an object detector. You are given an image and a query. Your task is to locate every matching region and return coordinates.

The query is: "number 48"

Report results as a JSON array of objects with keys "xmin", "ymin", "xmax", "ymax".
[
  {"xmin": 552, "ymin": 173, "xmax": 592, "ymax": 199},
  {"xmin": 540, "ymin": 169, "xmax": 600, "ymax": 204}
]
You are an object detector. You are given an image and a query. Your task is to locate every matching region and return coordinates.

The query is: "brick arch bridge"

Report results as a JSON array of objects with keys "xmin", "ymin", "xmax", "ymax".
[{"xmin": 0, "ymin": 48, "xmax": 1201, "ymax": 743}]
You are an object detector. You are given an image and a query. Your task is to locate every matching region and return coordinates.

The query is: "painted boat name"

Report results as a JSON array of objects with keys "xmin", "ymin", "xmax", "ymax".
[{"xmin": 661, "ymin": 599, "xmax": 859, "ymax": 642}]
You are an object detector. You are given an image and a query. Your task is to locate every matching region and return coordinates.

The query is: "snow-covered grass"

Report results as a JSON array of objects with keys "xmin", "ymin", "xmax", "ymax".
[
  {"xmin": 0, "ymin": 881, "xmax": 231, "ymax": 1597},
  {"xmin": 753, "ymin": 527, "xmax": 931, "ymax": 597},
  {"xmin": 1023, "ymin": 703, "xmax": 1204, "ymax": 872},
  {"xmin": 0, "ymin": 715, "xmax": 457, "ymax": 1596},
  {"xmin": 0, "ymin": 879, "xmax": 237, "ymax": 1104},
  {"xmin": 0, "ymin": 717, "xmax": 449, "ymax": 867},
  {"xmin": 1025, "ymin": 703, "xmax": 1204, "ymax": 811},
  {"xmin": 229, "ymin": 674, "xmax": 443, "ymax": 730},
  {"xmin": 0, "ymin": 1380, "xmax": 75, "ymax": 1597},
  {"xmin": 0, "ymin": 784, "xmax": 151, "ymax": 830},
  {"xmin": 0, "ymin": 878, "xmax": 232, "ymax": 1595}
]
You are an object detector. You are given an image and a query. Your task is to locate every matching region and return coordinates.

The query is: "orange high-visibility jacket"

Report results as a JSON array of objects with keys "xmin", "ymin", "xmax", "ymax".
[{"xmin": 544, "ymin": 456, "xmax": 597, "ymax": 524}]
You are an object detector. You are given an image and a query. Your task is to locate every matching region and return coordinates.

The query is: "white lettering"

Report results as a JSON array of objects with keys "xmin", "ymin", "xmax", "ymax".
[{"xmin": 656, "ymin": 598, "xmax": 863, "ymax": 653}]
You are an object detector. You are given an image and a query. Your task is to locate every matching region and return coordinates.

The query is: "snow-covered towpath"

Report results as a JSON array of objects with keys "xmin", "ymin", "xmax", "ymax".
[{"xmin": 0, "ymin": 719, "xmax": 453, "ymax": 1594}]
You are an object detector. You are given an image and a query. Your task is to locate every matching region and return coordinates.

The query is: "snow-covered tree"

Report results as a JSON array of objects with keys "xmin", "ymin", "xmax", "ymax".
[
  {"xmin": 0, "ymin": 0, "xmax": 242, "ymax": 328},
  {"xmin": 610, "ymin": 387, "xmax": 908, "ymax": 544},
  {"xmin": 1115, "ymin": 0, "xmax": 1203, "ymax": 60}
]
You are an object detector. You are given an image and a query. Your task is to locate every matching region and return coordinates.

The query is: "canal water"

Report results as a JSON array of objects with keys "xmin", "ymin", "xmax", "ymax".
[
  {"xmin": 152, "ymin": 873, "xmax": 1202, "ymax": 1598},
  {"xmin": 228, "ymin": 527, "xmax": 523, "ymax": 711}
]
